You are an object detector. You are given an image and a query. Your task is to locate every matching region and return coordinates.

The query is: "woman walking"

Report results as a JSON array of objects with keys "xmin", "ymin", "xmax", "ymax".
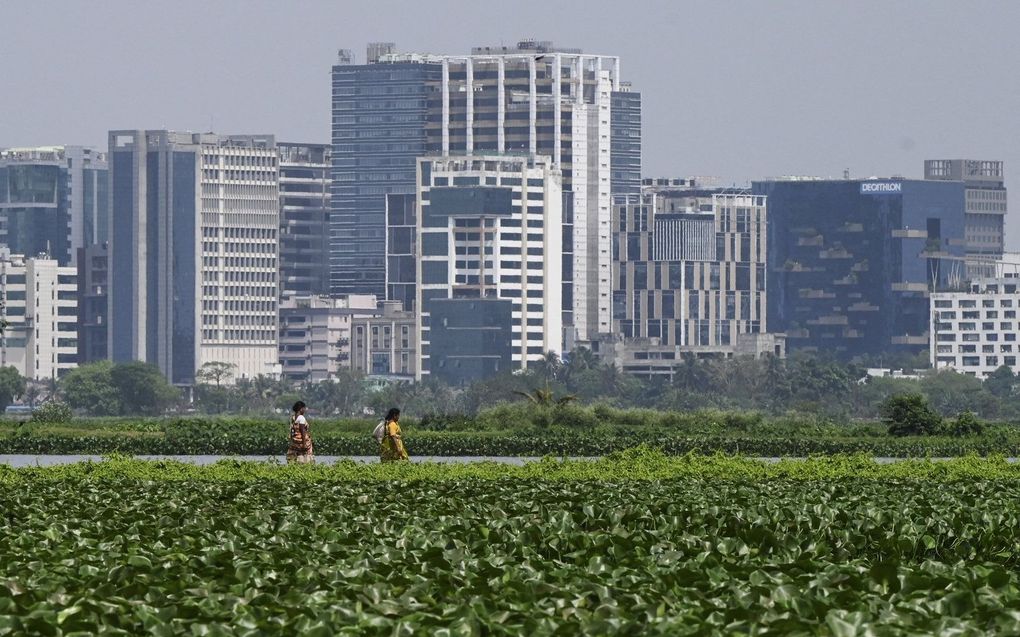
[
  {"xmin": 379, "ymin": 407, "xmax": 408, "ymax": 462},
  {"xmin": 287, "ymin": 401, "xmax": 314, "ymax": 464}
]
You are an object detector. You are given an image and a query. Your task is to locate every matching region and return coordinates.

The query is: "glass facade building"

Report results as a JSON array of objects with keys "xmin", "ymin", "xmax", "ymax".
[
  {"xmin": 610, "ymin": 87, "xmax": 642, "ymax": 198},
  {"xmin": 330, "ymin": 60, "xmax": 441, "ymax": 297},
  {"xmin": 752, "ymin": 179, "xmax": 967, "ymax": 359},
  {"xmin": 279, "ymin": 143, "xmax": 330, "ymax": 299},
  {"xmin": 0, "ymin": 146, "xmax": 107, "ymax": 267}
]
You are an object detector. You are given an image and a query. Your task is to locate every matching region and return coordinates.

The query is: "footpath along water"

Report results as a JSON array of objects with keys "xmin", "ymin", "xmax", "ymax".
[{"xmin": 1, "ymin": 455, "xmax": 1017, "ymax": 468}]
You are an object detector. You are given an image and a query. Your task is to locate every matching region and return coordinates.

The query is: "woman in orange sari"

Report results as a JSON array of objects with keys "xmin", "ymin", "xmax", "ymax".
[
  {"xmin": 380, "ymin": 407, "xmax": 408, "ymax": 462},
  {"xmin": 287, "ymin": 401, "xmax": 314, "ymax": 464}
]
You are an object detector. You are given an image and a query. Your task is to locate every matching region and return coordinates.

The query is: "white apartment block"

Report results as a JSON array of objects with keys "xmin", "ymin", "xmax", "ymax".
[
  {"xmin": 279, "ymin": 294, "xmax": 376, "ymax": 382},
  {"xmin": 931, "ymin": 277, "xmax": 1020, "ymax": 378},
  {"xmin": 0, "ymin": 251, "xmax": 78, "ymax": 380},
  {"xmin": 384, "ymin": 43, "xmax": 620, "ymax": 345},
  {"xmin": 416, "ymin": 155, "xmax": 562, "ymax": 382},
  {"xmin": 109, "ymin": 131, "xmax": 279, "ymax": 385}
]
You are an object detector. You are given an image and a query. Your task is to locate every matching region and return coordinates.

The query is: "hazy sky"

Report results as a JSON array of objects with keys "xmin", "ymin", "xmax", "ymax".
[{"xmin": 4, "ymin": 0, "xmax": 1019, "ymax": 245}]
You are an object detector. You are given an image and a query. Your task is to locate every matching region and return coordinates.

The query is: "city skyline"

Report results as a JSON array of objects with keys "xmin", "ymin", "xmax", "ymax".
[{"xmin": 3, "ymin": 0, "xmax": 1019, "ymax": 246}]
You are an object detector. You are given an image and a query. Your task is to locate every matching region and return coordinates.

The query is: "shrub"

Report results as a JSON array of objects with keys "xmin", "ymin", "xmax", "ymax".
[
  {"xmin": 882, "ymin": 394, "xmax": 943, "ymax": 437},
  {"xmin": 30, "ymin": 401, "xmax": 73, "ymax": 424},
  {"xmin": 947, "ymin": 411, "xmax": 984, "ymax": 437}
]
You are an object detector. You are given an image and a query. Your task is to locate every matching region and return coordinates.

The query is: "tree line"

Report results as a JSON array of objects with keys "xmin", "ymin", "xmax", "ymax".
[{"xmin": 1, "ymin": 349, "xmax": 1018, "ymax": 422}]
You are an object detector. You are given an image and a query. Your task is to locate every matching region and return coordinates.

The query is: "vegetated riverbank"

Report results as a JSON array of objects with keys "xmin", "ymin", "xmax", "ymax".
[
  {"xmin": 1, "ymin": 406, "xmax": 1017, "ymax": 456},
  {"xmin": 2, "ymin": 449, "xmax": 1020, "ymax": 634}
]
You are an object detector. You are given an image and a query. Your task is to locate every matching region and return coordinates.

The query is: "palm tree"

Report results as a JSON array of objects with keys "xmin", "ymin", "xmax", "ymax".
[
  {"xmin": 673, "ymin": 352, "xmax": 707, "ymax": 392},
  {"xmin": 563, "ymin": 347, "xmax": 598, "ymax": 383},
  {"xmin": 514, "ymin": 382, "xmax": 576, "ymax": 407},
  {"xmin": 531, "ymin": 351, "xmax": 563, "ymax": 383}
]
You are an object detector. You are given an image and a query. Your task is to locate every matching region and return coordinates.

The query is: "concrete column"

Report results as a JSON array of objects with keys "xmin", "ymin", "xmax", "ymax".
[
  {"xmin": 553, "ymin": 54, "xmax": 561, "ymax": 166},
  {"xmin": 465, "ymin": 58, "xmax": 474, "ymax": 154},
  {"xmin": 497, "ymin": 58, "xmax": 506, "ymax": 153},
  {"xmin": 528, "ymin": 56, "xmax": 537, "ymax": 155},
  {"xmin": 442, "ymin": 59, "xmax": 450, "ymax": 155}
]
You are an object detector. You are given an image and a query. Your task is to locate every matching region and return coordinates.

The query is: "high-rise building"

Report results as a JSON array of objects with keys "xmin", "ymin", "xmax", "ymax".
[
  {"xmin": 416, "ymin": 155, "xmax": 563, "ymax": 383},
  {"xmin": 108, "ymin": 130, "xmax": 279, "ymax": 385},
  {"xmin": 330, "ymin": 53, "xmax": 441, "ymax": 297},
  {"xmin": 76, "ymin": 242, "xmax": 108, "ymax": 364},
  {"xmin": 0, "ymin": 146, "xmax": 107, "ymax": 267},
  {"xmin": 752, "ymin": 178, "xmax": 967, "ymax": 358},
  {"xmin": 331, "ymin": 40, "xmax": 640, "ymax": 346},
  {"xmin": 611, "ymin": 188, "xmax": 768, "ymax": 349},
  {"xmin": 278, "ymin": 143, "xmax": 330, "ymax": 299},
  {"xmin": 924, "ymin": 159, "xmax": 1007, "ymax": 277},
  {"xmin": 931, "ymin": 275, "xmax": 1020, "ymax": 378},
  {"xmin": 610, "ymin": 84, "xmax": 642, "ymax": 198},
  {"xmin": 0, "ymin": 250, "xmax": 78, "ymax": 380}
]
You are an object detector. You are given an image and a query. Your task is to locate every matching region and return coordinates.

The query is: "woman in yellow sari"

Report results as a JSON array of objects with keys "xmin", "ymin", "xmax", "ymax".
[{"xmin": 380, "ymin": 407, "xmax": 408, "ymax": 462}]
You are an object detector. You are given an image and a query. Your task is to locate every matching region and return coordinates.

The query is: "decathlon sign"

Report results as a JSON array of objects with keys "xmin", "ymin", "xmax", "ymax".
[{"xmin": 860, "ymin": 181, "xmax": 902, "ymax": 194}]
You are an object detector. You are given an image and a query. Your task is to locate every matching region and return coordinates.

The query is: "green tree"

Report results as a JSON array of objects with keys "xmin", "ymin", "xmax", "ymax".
[
  {"xmin": 531, "ymin": 351, "xmax": 563, "ymax": 384},
  {"xmin": 947, "ymin": 411, "xmax": 984, "ymax": 437},
  {"xmin": 514, "ymin": 382, "xmax": 576, "ymax": 407},
  {"xmin": 761, "ymin": 355, "xmax": 793, "ymax": 413},
  {"xmin": 110, "ymin": 361, "xmax": 179, "ymax": 416},
  {"xmin": 882, "ymin": 393, "xmax": 943, "ymax": 437},
  {"xmin": 30, "ymin": 401, "xmax": 73, "ymax": 424},
  {"xmin": 60, "ymin": 361, "xmax": 120, "ymax": 416},
  {"xmin": 302, "ymin": 369, "xmax": 366, "ymax": 416},
  {"xmin": 196, "ymin": 361, "xmax": 237, "ymax": 387},
  {"xmin": 672, "ymin": 353, "xmax": 709, "ymax": 393},
  {"xmin": 920, "ymin": 369, "xmax": 993, "ymax": 417},
  {"xmin": 0, "ymin": 366, "xmax": 26, "ymax": 411},
  {"xmin": 984, "ymin": 365, "xmax": 1016, "ymax": 399},
  {"xmin": 562, "ymin": 347, "xmax": 598, "ymax": 385}
]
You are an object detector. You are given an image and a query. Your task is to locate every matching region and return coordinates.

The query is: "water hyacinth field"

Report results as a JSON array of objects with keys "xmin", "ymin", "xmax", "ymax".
[{"xmin": 2, "ymin": 452, "xmax": 1020, "ymax": 634}]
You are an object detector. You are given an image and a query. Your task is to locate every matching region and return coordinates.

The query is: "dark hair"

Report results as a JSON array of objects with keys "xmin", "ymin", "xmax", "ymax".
[
  {"xmin": 292, "ymin": 401, "xmax": 306, "ymax": 413},
  {"xmin": 385, "ymin": 408, "xmax": 400, "ymax": 422}
]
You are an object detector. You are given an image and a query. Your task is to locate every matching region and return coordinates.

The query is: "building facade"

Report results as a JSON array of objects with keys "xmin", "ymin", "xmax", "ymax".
[
  {"xmin": 0, "ymin": 146, "xmax": 107, "ymax": 267},
  {"xmin": 278, "ymin": 143, "xmax": 330, "ymax": 299},
  {"xmin": 350, "ymin": 300, "xmax": 416, "ymax": 378},
  {"xmin": 931, "ymin": 277, "xmax": 1020, "ymax": 378},
  {"xmin": 0, "ymin": 251, "xmax": 78, "ymax": 380},
  {"xmin": 332, "ymin": 40, "xmax": 640, "ymax": 346},
  {"xmin": 385, "ymin": 193, "xmax": 417, "ymax": 313},
  {"xmin": 108, "ymin": 130, "xmax": 279, "ymax": 385},
  {"xmin": 752, "ymin": 178, "xmax": 967, "ymax": 359},
  {"xmin": 611, "ymin": 188, "xmax": 768, "ymax": 349},
  {"xmin": 76, "ymin": 243, "xmax": 108, "ymax": 365},
  {"xmin": 330, "ymin": 54, "xmax": 441, "ymax": 297},
  {"xmin": 416, "ymin": 155, "xmax": 563, "ymax": 382},
  {"xmin": 924, "ymin": 159, "xmax": 1007, "ymax": 277},
  {"xmin": 279, "ymin": 294, "xmax": 375, "ymax": 382}
]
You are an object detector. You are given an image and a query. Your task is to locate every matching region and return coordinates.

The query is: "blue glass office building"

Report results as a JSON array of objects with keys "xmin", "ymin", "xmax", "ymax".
[
  {"xmin": 0, "ymin": 147, "xmax": 107, "ymax": 267},
  {"xmin": 751, "ymin": 179, "xmax": 966, "ymax": 358},
  {"xmin": 330, "ymin": 60, "xmax": 441, "ymax": 297}
]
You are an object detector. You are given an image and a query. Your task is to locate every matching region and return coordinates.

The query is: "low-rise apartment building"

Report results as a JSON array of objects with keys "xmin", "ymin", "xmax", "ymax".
[{"xmin": 931, "ymin": 277, "xmax": 1020, "ymax": 378}]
